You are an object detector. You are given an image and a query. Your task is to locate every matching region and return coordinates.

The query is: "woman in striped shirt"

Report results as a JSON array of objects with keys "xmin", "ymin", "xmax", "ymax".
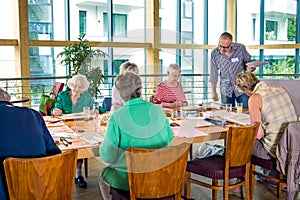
[{"xmin": 154, "ymin": 63, "xmax": 188, "ymax": 108}]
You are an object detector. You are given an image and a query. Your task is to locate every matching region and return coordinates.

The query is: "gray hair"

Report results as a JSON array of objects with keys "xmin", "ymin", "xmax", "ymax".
[
  {"xmin": 115, "ymin": 72, "xmax": 142, "ymax": 101},
  {"xmin": 67, "ymin": 74, "xmax": 90, "ymax": 91},
  {"xmin": 167, "ymin": 63, "xmax": 180, "ymax": 74},
  {"xmin": 119, "ymin": 61, "xmax": 139, "ymax": 74},
  {"xmin": 0, "ymin": 88, "xmax": 11, "ymax": 102}
]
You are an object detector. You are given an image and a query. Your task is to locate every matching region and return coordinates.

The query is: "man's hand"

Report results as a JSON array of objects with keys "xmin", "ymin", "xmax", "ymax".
[
  {"xmin": 211, "ymin": 91, "xmax": 219, "ymax": 101},
  {"xmin": 246, "ymin": 66, "xmax": 256, "ymax": 72}
]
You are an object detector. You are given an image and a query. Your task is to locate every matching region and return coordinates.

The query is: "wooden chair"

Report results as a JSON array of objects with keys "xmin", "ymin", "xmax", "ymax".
[
  {"xmin": 112, "ymin": 143, "xmax": 190, "ymax": 200},
  {"xmin": 41, "ymin": 82, "xmax": 65, "ymax": 116},
  {"xmin": 250, "ymin": 155, "xmax": 285, "ymax": 199},
  {"xmin": 4, "ymin": 149, "xmax": 78, "ymax": 200},
  {"xmin": 184, "ymin": 122, "xmax": 260, "ymax": 200}
]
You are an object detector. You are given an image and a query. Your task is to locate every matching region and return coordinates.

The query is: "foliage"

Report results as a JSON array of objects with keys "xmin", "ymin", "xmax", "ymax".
[
  {"xmin": 287, "ymin": 18, "xmax": 296, "ymax": 41},
  {"xmin": 263, "ymin": 56, "xmax": 295, "ymax": 78},
  {"xmin": 57, "ymin": 34, "xmax": 108, "ymax": 97}
]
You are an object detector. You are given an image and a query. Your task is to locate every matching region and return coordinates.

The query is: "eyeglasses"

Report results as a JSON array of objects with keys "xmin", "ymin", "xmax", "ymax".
[{"xmin": 218, "ymin": 43, "xmax": 232, "ymax": 49}]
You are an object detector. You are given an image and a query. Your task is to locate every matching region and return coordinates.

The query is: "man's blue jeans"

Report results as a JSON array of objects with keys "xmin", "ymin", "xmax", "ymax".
[{"xmin": 221, "ymin": 92, "xmax": 249, "ymax": 109}]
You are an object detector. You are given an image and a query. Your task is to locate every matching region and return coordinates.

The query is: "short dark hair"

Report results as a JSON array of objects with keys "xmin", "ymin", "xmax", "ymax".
[{"xmin": 220, "ymin": 32, "xmax": 233, "ymax": 41}]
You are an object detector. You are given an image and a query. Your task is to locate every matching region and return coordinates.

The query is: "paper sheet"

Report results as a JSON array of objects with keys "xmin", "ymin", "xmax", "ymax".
[
  {"xmin": 171, "ymin": 119, "xmax": 214, "ymax": 138},
  {"xmin": 246, "ymin": 60, "xmax": 267, "ymax": 68}
]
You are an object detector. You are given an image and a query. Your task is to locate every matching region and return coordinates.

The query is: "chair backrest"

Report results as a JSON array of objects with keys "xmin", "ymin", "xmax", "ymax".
[
  {"xmin": 126, "ymin": 143, "xmax": 190, "ymax": 200},
  {"xmin": 4, "ymin": 149, "xmax": 78, "ymax": 200},
  {"xmin": 53, "ymin": 82, "xmax": 65, "ymax": 98},
  {"xmin": 102, "ymin": 96, "xmax": 112, "ymax": 111},
  {"xmin": 225, "ymin": 122, "xmax": 260, "ymax": 167}
]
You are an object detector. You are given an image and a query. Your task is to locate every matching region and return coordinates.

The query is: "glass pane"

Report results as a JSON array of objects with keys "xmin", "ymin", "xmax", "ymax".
[
  {"xmin": 208, "ymin": 0, "xmax": 225, "ymax": 44},
  {"xmin": 160, "ymin": 0, "xmax": 177, "ymax": 43},
  {"xmin": 0, "ymin": 1, "xmax": 15, "ymax": 38},
  {"xmin": 0, "ymin": 47, "xmax": 15, "ymax": 78},
  {"xmin": 265, "ymin": 0, "xmax": 296, "ymax": 44},
  {"xmin": 237, "ymin": 0, "xmax": 261, "ymax": 44}
]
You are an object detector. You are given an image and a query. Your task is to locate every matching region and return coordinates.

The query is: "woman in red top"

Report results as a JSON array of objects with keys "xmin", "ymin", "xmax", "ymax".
[{"xmin": 154, "ymin": 63, "xmax": 188, "ymax": 108}]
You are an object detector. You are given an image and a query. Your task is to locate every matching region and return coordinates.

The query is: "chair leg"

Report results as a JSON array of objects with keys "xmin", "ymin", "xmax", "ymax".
[
  {"xmin": 245, "ymin": 164, "xmax": 251, "ymax": 200},
  {"xmin": 84, "ymin": 158, "xmax": 88, "ymax": 178},
  {"xmin": 212, "ymin": 179, "xmax": 218, "ymax": 200},
  {"xmin": 277, "ymin": 172, "xmax": 283, "ymax": 198},
  {"xmin": 184, "ymin": 172, "xmax": 191, "ymax": 199},
  {"xmin": 250, "ymin": 164, "xmax": 255, "ymax": 200}
]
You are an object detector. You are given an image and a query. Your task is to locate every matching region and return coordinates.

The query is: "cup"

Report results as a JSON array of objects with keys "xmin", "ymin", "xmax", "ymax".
[
  {"xmin": 170, "ymin": 109, "xmax": 177, "ymax": 120},
  {"xmin": 236, "ymin": 103, "xmax": 243, "ymax": 114},
  {"xmin": 225, "ymin": 104, "xmax": 232, "ymax": 116},
  {"xmin": 83, "ymin": 106, "xmax": 90, "ymax": 121},
  {"xmin": 180, "ymin": 107, "xmax": 187, "ymax": 120}
]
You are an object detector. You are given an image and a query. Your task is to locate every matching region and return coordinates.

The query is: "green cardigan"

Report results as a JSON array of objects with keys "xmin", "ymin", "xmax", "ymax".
[
  {"xmin": 100, "ymin": 98, "xmax": 174, "ymax": 190},
  {"xmin": 51, "ymin": 89, "xmax": 105, "ymax": 115}
]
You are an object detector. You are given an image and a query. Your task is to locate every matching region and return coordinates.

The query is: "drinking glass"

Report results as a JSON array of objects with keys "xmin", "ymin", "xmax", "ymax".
[
  {"xmin": 83, "ymin": 107, "xmax": 90, "ymax": 121},
  {"xmin": 236, "ymin": 103, "xmax": 243, "ymax": 114},
  {"xmin": 225, "ymin": 104, "xmax": 232, "ymax": 116},
  {"xmin": 180, "ymin": 107, "xmax": 187, "ymax": 120}
]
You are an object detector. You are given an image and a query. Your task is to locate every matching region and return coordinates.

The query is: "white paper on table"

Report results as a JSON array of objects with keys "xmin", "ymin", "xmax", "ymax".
[
  {"xmin": 81, "ymin": 134, "xmax": 105, "ymax": 144},
  {"xmin": 172, "ymin": 119, "xmax": 214, "ymax": 138},
  {"xmin": 48, "ymin": 125, "xmax": 78, "ymax": 138},
  {"xmin": 45, "ymin": 121, "xmax": 65, "ymax": 127}
]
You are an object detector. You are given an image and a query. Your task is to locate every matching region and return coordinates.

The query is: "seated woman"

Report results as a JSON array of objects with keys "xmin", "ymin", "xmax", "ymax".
[
  {"xmin": 234, "ymin": 71, "xmax": 298, "ymax": 159},
  {"xmin": 98, "ymin": 72, "xmax": 174, "ymax": 200},
  {"xmin": 111, "ymin": 61, "xmax": 139, "ymax": 112},
  {"xmin": 154, "ymin": 63, "xmax": 188, "ymax": 108},
  {"xmin": 51, "ymin": 74, "xmax": 105, "ymax": 188}
]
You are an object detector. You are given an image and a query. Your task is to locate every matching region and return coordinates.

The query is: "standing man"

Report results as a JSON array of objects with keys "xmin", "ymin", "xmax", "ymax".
[{"xmin": 210, "ymin": 32, "xmax": 256, "ymax": 108}]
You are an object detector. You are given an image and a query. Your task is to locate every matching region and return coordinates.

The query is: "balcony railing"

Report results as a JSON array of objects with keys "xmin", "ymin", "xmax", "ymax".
[{"xmin": 0, "ymin": 74, "xmax": 299, "ymax": 110}]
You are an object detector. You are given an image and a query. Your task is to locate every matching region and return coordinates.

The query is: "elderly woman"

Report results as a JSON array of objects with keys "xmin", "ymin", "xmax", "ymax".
[
  {"xmin": 111, "ymin": 61, "xmax": 139, "ymax": 112},
  {"xmin": 51, "ymin": 74, "xmax": 105, "ymax": 188},
  {"xmin": 234, "ymin": 71, "xmax": 297, "ymax": 159},
  {"xmin": 99, "ymin": 72, "xmax": 174, "ymax": 200},
  {"xmin": 154, "ymin": 63, "xmax": 188, "ymax": 108}
]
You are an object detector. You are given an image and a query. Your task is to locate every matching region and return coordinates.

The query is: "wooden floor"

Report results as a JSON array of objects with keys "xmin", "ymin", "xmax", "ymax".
[{"xmin": 73, "ymin": 157, "xmax": 299, "ymax": 200}]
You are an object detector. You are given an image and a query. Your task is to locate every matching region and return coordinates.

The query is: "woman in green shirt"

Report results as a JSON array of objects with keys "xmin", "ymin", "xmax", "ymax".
[
  {"xmin": 99, "ymin": 72, "xmax": 174, "ymax": 200},
  {"xmin": 51, "ymin": 74, "xmax": 105, "ymax": 188}
]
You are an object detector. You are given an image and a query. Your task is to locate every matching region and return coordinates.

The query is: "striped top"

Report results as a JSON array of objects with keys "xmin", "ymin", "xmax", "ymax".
[
  {"xmin": 154, "ymin": 82, "xmax": 187, "ymax": 103},
  {"xmin": 255, "ymin": 81, "xmax": 298, "ymax": 157},
  {"xmin": 209, "ymin": 43, "xmax": 252, "ymax": 97}
]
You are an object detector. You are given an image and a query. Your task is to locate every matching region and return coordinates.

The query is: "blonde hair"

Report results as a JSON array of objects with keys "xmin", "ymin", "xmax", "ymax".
[
  {"xmin": 115, "ymin": 72, "xmax": 142, "ymax": 101},
  {"xmin": 167, "ymin": 63, "xmax": 180, "ymax": 74},
  {"xmin": 234, "ymin": 71, "xmax": 260, "ymax": 91},
  {"xmin": 67, "ymin": 74, "xmax": 90, "ymax": 91},
  {"xmin": 119, "ymin": 61, "xmax": 139, "ymax": 74}
]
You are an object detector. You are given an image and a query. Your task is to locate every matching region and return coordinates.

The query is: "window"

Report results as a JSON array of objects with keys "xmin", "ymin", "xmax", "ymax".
[
  {"xmin": 265, "ymin": 20, "xmax": 278, "ymax": 40},
  {"xmin": 287, "ymin": 17, "xmax": 296, "ymax": 41},
  {"xmin": 79, "ymin": 10, "xmax": 86, "ymax": 36},
  {"xmin": 103, "ymin": 13, "xmax": 127, "ymax": 37}
]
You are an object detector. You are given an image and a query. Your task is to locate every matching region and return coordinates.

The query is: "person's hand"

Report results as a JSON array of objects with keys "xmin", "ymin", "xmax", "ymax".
[
  {"xmin": 246, "ymin": 66, "xmax": 257, "ymax": 72},
  {"xmin": 211, "ymin": 91, "xmax": 219, "ymax": 101},
  {"xmin": 53, "ymin": 108, "xmax": 62, "ymax": 116},
  {"xmin": 172, "ymin": 101, "xmax": 181, "ymax": 108}
]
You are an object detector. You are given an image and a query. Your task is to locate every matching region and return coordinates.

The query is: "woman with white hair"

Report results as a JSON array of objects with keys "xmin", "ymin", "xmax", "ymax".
[
  {"xmin": 51, "ymin": 74, "xmax": 105, "ymax": 188},
  {"xmin": 99, "ymin": 72, "xmax": 174, "ymax": 200},
  {"xmin": 154, "ymin": 63, "xmax": 188, "ymax": 108}
]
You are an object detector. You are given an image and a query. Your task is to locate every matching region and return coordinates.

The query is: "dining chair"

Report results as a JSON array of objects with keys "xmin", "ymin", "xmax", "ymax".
[
  {"xmin": 250, "ymin": 155, "xmax": 285, "ymax": 199},
  {"xmin": 41, "ymin": 82, "xmax": 65, "ymax": 116},
  {"xmin": 4, "ymin": 149, "xmax": 78, "ymax": 200},
  {"xmin": 111, "ymin": 143, "xmax": 190, "ymax": 200},
  {"xmin": 184, "ymin": 122, "xmax": 260, "ymax": 200},
  {"xmin": 102, "ymin": 96, "xmax": 112, "ymax": 112}
]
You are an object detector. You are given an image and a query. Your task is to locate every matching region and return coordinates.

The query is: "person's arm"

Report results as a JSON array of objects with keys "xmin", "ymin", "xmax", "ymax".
[
  {"xmin": 51, "ymin": 92, "xmax": 64, "ymax": 116},
  {"xmin": 209, "ymin": 52, "xmax": 219, "ymax": 101},
  {"xmin": 211, "ymin": 82, "xmax": 218, "ymax": 101},
  {"xmin": 248, "ymin": 93, "xmax": 264, "ymax": 139},
  {"xmin": 99, "ymin": 117, "xmax": 121, "ymax": 164}
]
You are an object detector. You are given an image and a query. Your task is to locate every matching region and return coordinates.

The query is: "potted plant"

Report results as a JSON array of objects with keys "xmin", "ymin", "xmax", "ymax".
[{"xmin": 57, "ymin": 34, "xmax": 108, "ymax": 98}]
